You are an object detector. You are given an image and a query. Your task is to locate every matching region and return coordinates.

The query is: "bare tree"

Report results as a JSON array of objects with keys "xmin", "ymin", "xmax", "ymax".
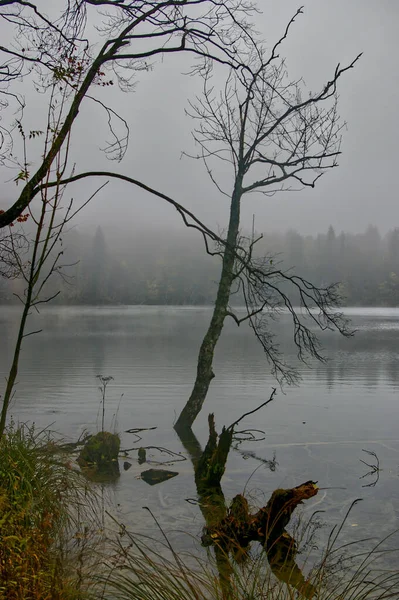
[
  {"xmin": 0, "ymin": 0, "xmax": 259, "ymax": 432},
  {"xmin": 0, "ymin": 3, "xmax": 360, "ymax": 433},
  {"xmin": 174, "ymin": 8, "xmax": 360, "ymax": 429},
  {"xmin": 0, "ymin": 117, "xmax": 105, "ymax": 437},
  {"xmin": 0, "ymin": 0, "xmax": 257, "ymax": 226}
]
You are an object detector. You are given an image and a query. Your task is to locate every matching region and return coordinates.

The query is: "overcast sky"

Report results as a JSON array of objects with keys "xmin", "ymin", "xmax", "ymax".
[{"xmin": 1, "ymin": 0, "xmax": 398, "ymax": 237}]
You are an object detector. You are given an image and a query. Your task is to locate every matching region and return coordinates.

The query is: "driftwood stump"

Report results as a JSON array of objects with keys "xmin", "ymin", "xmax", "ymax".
[
  {"xmin": 201, "ymin": 482, "xmax": 319, "ymax": 599},
  {"xmin": 178, "ymin": 413, "xmax": 319, "ymax": 599},
  {"xmin": 202, "ymin": 481, "xmax": 318, "ymax": 549}
]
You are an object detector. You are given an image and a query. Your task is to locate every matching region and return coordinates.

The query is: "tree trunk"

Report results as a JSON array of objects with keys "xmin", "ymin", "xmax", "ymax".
[
  {"xmin": 0, "ymin": 298, "xmax": 31, "ymax": 437},
  {"xmin": 174, "ymin": 183, "xmax": 242, "ymax": 430}
]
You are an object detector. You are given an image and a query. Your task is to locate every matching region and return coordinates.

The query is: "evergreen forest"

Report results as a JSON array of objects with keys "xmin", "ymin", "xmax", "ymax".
[{"xmin": 2, "ymin": 223, "xmax": 398, "ymax": 307}]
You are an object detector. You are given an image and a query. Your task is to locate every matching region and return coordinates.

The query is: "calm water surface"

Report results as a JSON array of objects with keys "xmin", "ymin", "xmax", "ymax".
[{"xmin": 0, "ymin": 306, "xmax": 398, "ymax": 550}]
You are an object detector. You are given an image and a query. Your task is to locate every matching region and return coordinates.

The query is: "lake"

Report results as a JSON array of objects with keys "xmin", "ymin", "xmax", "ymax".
[{"xmin": 0, "ymin": 306, "xmax": 398, "ymax": 554}]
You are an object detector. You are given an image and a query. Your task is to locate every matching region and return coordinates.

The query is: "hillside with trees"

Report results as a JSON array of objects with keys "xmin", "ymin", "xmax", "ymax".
[{"xmin": 2, "ymin": 223, "xmax": 398, "ymax": 307}]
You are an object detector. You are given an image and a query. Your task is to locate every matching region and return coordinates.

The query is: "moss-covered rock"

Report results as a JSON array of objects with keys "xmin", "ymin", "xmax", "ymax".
[{"xmin": 78, "ymin": 431, "xmax": 120, "ymax": 470}]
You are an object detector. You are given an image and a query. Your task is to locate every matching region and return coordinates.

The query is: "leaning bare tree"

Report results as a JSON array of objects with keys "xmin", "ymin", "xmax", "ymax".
[
  {"xmin": 0, "ymin": 0, "xmax": 259, "ymax": 430},
  {"xmin": 0, "ymin": 0, "xmax": 256, "ymax": 228},
  {"xmin": 0, "ymin": 3, "xmax": 360, "ymax": 433},
  {"xmin": 174, "ymin": 9, "xmax": 361, "ymax": 429},
  {"xmin": 0, "ymin": 106, "xmax": 106, "ymax": 437}
]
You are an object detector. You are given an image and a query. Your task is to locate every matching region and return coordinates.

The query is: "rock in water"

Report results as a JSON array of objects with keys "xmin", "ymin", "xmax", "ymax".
[
  {"xmin": 78, "ymin": 431, "xmax": 120, "ymax": 469},
  {"xmin": 140, "ymin": 468, "xmax": 178, "ymax": 485}
]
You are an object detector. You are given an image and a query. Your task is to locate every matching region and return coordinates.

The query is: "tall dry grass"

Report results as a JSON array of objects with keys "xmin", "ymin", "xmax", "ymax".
[
  {"xmin": 0, "ymin": 422, "xmax": 99, "ymax": 600},
  {"xmin": 98, "ymin": 506, "xmax": 399, "ymax": 600}
]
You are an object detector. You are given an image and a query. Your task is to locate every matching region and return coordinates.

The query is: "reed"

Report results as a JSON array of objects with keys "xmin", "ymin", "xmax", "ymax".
[
  {"xmin": 0, "ymin": 422, "xmax": 98, "ymax": 600},
  {"xmin": 98, "ymin": 507, "xmax": 399, "ymax": 600}
]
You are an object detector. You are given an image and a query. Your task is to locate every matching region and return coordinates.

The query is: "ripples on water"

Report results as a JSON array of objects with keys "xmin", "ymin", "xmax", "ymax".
[{"xmin": 0, "ymin": 306, "xmax": 398, "ymax": 551}]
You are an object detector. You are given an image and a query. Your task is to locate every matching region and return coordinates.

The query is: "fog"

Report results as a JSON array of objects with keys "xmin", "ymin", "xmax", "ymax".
[
  {"xmin": 3, "ymin": 222, "xmax": 399, "ymax": 307},
  {"xmin": 1, "ymin": 1, "xmax": 398, "ymax": 236}
]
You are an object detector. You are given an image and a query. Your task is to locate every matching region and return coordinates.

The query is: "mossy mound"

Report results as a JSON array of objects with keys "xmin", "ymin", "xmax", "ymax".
[{"xmin": 78, "ymin": 431, "xmax": 120, "ymax": 470}]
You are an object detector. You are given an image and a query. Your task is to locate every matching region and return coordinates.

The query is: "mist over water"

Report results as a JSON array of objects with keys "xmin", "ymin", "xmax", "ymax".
[{"xmin": 2, "ymin": 224, "xmax": 399, "ymax": 307}]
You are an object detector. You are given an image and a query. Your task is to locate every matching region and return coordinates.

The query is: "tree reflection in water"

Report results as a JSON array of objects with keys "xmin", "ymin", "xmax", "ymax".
[{"xmin": 176, "ymin": 411, "xmax": 318, "ymax": 599}]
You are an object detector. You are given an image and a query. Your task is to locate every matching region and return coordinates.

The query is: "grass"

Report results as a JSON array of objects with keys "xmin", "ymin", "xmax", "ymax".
[
  {"xmin": 0, "ymin": 422, "xmax": 98, "ymax": 600},
  {"xmin": 99, "ymin": 538, "xmax": 399, "ymax": 600},
  {"xmin": 97, "ymin": 509, "xmax": 399, "ymax": 600}
]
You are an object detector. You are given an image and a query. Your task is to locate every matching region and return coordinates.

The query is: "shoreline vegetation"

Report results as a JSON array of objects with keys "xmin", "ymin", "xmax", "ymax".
[{"xmin": 1, "ymin": 421, "xmax": 398, "ymax": 600}]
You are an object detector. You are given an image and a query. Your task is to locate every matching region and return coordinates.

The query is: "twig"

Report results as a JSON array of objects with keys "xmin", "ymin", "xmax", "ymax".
[
  {"xmin": 125, "ymin": 427, "xmax": 157, "ymax": 433},
  {"xmin": 360, "ymin": 449, "xmax": 381, "ymax": 488},
  {"xmin": 120, "ymin": 445, "xmax": 187, "ymax": 464},
  {"xmin": 228, "ymin": 388, "xmax": 277, "ymax": 431}
]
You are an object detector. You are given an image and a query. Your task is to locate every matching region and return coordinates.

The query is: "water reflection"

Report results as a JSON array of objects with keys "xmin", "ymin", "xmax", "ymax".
[
  {"xmin": 311, "ymin": 318, "xmax": 399, "ymax": 389},
  {"xmin": 176, "ymin": 417, "xmax": 318, "ymax": 598}
]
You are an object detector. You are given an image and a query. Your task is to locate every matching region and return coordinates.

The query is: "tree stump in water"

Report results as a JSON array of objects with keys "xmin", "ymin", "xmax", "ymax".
[
  {"xmin": 201, "ymin": 481, "xmax": 318, "ymax": 549},
  {"xmin": 201, "ymin": 481, "xmax": 319, "ymax": 599},
  {"xmin": 180, "ymin": 413, "xmax": 319, "ymax": 599}
]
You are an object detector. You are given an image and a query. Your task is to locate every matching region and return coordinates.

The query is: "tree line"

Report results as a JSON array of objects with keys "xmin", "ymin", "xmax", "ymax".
[{"xmin": 1, "ymin": 223, "xmax": 398, "ymax": 307}]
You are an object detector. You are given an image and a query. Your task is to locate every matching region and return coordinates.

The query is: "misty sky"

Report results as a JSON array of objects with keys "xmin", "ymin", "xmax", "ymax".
[{"xmin": 1, "ymin": 1, "xmax": 398, "ymax": 237}]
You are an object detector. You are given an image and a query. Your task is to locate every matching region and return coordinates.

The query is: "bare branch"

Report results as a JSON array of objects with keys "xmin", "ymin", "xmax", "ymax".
[
  {"xmin": 228, "ymin": 387, "xmax": 277, "ymax": 431},
  {"xmin": 36, "ymin": 170, "xmax": 224, "ymax": 246},
  {"xmin": 0, "ymin": 0, "xmax": 260, "ymax": 227}
]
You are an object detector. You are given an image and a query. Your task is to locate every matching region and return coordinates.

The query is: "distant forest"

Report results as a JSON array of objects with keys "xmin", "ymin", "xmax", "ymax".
[{"xmin": 1, "ymin": 224, "xmax": 399, "ymax": 306}]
